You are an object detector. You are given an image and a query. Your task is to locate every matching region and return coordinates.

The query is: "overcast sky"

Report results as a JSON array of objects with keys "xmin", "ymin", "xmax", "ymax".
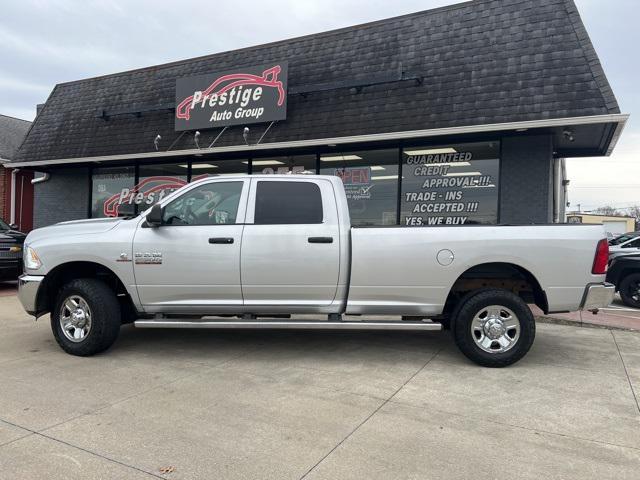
[{"xmin": 0, "ymin": 0, "xmax": 637, "ymax": 212}]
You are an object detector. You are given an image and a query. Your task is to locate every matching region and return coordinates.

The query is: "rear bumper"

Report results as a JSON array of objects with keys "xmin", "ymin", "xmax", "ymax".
[
  {"xmin": 580, "ymin": 282, "xmax": 615, "ymax": 311},
  {"xmin": 18, "ymin": 274, "xmax": 44, "ymax": 316}
]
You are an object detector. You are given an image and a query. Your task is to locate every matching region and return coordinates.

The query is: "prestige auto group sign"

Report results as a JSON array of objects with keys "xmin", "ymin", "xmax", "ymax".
[{"xmin": 175, "ymin": 62, "xmax": 288, "ymax": 131}]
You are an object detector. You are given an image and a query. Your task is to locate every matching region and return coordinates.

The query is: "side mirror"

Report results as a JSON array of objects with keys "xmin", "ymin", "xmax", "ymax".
[
  {"xmin": 9, "ymin": 224, "xmax": 19, "ymax": 230},
  {"xmin": 145, "ymin": 204, "xmax": 164, "ymax": 228}
]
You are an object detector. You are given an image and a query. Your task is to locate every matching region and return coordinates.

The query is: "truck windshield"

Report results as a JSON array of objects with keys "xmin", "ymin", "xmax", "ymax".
[{"xmin": 0, "ymin": 219, "xmax": 9, "ymax": 231}]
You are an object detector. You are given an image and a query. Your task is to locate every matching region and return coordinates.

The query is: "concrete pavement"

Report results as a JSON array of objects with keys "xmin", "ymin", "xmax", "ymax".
[
  {"xmin": 1, "ymin": 293, "xmax": 639, "ymax": 479},
  {"xmin": 539, "ymin": 297, "xmax": 640, "ymax": 331}
]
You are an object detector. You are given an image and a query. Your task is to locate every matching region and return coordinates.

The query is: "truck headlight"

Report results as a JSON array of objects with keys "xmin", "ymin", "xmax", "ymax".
[{"xmin": 24, "ymin": 246, "xmax": 42, "ymax": 270}]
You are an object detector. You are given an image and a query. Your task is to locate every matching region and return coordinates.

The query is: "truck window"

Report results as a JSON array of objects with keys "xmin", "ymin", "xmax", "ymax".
[
  {"xmin": 254, "ymin": 181, "xmax": 323, "ymax": 224},
  {"xmin": 162, "ymin": 181, "xmax": 243, "ymax": 226}
]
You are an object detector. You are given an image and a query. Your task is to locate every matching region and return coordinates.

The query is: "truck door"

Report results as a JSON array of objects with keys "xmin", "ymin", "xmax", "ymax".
[
  {"xmin": 241, "ymin": 178, "xmax": 341, "ymax": 307},
  {"xmin": 132, "ymin": 179, "xmax": 248, "ymax": 312}
]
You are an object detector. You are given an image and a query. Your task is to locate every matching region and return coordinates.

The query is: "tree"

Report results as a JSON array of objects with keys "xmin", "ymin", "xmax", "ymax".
[
  {"xmin": 624, "ymin": 205, "xmax": 640, "ymax": 230},
  {"xmin": 593, "ymin": 205, "xmax": 620, "ymax": 216}
]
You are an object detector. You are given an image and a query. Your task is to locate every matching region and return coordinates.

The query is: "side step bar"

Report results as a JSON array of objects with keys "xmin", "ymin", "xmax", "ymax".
[{"xmin": 134, "ymin": 319, "xmax": 442, "ymax": 331}]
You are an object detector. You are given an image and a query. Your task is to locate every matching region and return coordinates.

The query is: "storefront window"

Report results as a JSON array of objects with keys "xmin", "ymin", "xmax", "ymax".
[
  {"xmin": 400, "ymin": 142, "xmax": 500, "ymax": 226},
  {"xmin": 251, "ymin": 154, "xmax": 316, "ymax": 175},
  {"xmin": 191, "ymin": 159, "xmax": 249, "ymax": 179},
  {"xmin": 320, "ymin": 149, "xmax": 398, "ymax": 226},
  {"xmin": 91, "ymin": 166, "xmax": 135, "ymax": 218},
  {"xmin": 136, "ymin": 163, "xmax": 188, "ymax": 213}
]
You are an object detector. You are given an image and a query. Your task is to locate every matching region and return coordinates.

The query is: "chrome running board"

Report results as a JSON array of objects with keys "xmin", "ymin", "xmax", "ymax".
[{"xmin": 134, "ymin": 319, "xmax": 442, "ymax": 331}]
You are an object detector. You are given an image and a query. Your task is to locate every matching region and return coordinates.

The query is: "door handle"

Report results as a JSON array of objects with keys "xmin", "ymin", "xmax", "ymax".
[
  {"xmin": 209, "ymin": 237, "xmax": 234, "ymax": 244},
  {"xmin": 308, "ymin": 236, "xmax": 334, "ymax": 244}
]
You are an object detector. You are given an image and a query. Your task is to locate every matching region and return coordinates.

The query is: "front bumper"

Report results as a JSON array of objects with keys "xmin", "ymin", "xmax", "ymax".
[
  {"xmin": 580, "ymin": 282, "xmax": 615, "ymax": 311},
  {"xmin": 0, "ymin": 259, "xmax": 22, "ymax": 280},
  {"xmin": 0, "ymin": 265, "xmax": 21, "ymax": 280},
  {"xmin": 18, "ymin": 274, "xmax": 44, "ymax": 316}
]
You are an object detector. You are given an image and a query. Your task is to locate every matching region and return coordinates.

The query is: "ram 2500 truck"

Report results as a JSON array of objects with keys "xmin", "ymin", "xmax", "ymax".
[{"xmin": 18, "ymin": 175, "xmax": 614, "ymax": 367}]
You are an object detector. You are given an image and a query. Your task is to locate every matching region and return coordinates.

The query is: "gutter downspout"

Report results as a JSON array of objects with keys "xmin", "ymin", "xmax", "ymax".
[
  {"xmin": 553, "ymin": 159, "xmax": 563, "ymax": 223},
  {"xmin": 10, "ymin": 168, "xmax": 19, "ymax": 225}
]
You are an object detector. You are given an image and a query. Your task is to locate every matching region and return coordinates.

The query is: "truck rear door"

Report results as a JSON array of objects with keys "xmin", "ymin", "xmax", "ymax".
[{"xmin": 241, "ymin": 178, "xmax": 341, "ymax": 307}]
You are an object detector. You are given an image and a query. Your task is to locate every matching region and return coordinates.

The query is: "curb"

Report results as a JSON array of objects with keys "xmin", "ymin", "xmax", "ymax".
[{"xmin": 535, "ymin": 315, "xmax": 639, "ymax": 332}]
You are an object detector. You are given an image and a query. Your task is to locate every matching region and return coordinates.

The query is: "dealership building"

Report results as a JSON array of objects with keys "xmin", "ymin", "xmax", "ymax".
[{"xmin": 6, "ymin": 0, "xmax": 626, "ymax": 229}]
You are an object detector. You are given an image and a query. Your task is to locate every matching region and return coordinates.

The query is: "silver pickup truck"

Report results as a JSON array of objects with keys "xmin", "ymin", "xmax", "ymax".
[{"xmin": 18, "ymin": 175, "xmax": 614, "ymax": 367}]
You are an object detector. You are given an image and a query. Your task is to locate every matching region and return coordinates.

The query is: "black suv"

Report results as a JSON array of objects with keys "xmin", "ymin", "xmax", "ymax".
[
  {"xmin": 0, "ymin": 218, "xmax": 25, "ymax": 281},
  {"xmin": 607, "ymin": 254, "xmax": 640, "ymax": 308}
]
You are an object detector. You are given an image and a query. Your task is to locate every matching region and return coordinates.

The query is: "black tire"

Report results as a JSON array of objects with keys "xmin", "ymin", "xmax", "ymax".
[
  {"xmin": 51, "ymin": 278, "xmax": 121, "ymax": 356},
  {"xmin": 619, "ymin": 273, "xmax": 640, "ymax": 309},
  {"xmin": 452, "ymin": 289, "xmax": 535, "ymax": 368}
]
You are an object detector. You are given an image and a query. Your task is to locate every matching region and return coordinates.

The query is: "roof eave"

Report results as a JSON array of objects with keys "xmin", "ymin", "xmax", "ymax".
[{"xmin": 8, "ymin": 113, "xmax": 629, "ymax": 168}]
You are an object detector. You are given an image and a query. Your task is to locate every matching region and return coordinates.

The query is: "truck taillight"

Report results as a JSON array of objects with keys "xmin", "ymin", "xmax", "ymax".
[{"xmin": 592, "ymin": 239, "xmax": 609, "ymax": 275}]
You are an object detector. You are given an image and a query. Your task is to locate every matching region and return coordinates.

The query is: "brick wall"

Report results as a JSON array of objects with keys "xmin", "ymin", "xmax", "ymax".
[
  {"xmin": 33, "ymin": 168, "xmax": 90, "ymax": 228},
  {"xmin": 499, "ymin": 135, "xmax": 554, "ymax": 224}
]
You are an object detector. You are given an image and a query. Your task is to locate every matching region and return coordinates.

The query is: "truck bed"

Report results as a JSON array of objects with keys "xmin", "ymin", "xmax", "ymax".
[{"xmin": 347, "ymin": 224, "xmax": 606, "ymax": 315}]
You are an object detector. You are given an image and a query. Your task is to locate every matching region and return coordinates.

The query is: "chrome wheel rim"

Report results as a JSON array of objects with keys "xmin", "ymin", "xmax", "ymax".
[
  {"xmin": 59, "ymin": 295, "xmax": 92, "ymax": 343},
  {"xmin": 470, "ymin": 305, "xmax": 520, "ymax": 354}
]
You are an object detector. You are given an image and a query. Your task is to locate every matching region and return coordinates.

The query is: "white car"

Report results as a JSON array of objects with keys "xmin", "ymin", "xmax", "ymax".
[{"xmin": 608, "ymin": 232, "xmax": 640, "ymax": 260}]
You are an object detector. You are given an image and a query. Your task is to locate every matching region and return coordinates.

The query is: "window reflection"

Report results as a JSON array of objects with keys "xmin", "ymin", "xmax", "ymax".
[
  {"xmin": 321, "ymin": 150, "xmax": 398, "ymax": 226},
  {"xmin": 400, "ymin": 142, "xmax": 500, "ymax": 226}
]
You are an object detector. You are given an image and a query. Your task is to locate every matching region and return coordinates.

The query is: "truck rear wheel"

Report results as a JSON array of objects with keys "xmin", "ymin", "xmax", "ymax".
[
  {"xmin": 452, "ymin": 289, "xmax": 535, "ymax": 367},
  {"xmin": 51, "ymin": 278, "xmax": 121, "ymax": 356},
  {"xmin": 619, "ymin": 273, "xmax": 640, "ymax": 309}
]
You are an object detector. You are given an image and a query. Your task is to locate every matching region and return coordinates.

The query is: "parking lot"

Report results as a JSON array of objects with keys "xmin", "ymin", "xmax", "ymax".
[{"xmin": 1, "ymin": 288, "xmax": 639, "ymax": 479}]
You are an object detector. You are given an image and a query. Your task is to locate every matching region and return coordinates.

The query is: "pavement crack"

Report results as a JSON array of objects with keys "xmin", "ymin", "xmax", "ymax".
[
  {"xmin": 298, "ymin": 348, "xmax": 441, "ymax": 480},
  {"xmin": 386, "ymin": 399, "xmax": 640, "ymax": 452},
  {"xmin": 611, "ymin": 330, "xmax": 640, "ymax": 415},
  {"xmin": 36, "ymin": 431, "xmax": 165, "ymax": 479},
  {"xmin": 0, "ymin": 426, "xmax": 34, "ymax": 449},
  {"xmin": 0, "ymin": 418, "xmax": 163, "ymax": 479}
]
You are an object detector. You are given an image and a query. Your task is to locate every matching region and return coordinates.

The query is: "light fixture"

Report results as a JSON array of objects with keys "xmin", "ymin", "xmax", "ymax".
[
  {"xmin": 445, "ymin": 171, "xmax": 482, "ymax": 177},
  {"xmin": 189, "ymin": 164, "xmax": 218, "ymax": 169},
  {"xmin": 371, "ymin": 175, "xmax": 398, "ymax": 181},
  {"xmin": 370, "ymin": 166, "xmax": 386, "ymax": 171},
  {"xmin": 243, "ymin": 127, "xmax": 250, "ymax": 145},
  {"xmin": 153, "ymin": 134, "xmax": 161, "ymax": 151},
  {"xmin": 243, "ymin": 160, "xmax": 284, "ymax": 166},
  {"xmin": 403, "ymin": 147, "xmax": 457, "ymax": 155},
  {"xmin": 194, "ymin": 131, "xmax": 201, "ymax": 149},
  {"xmin": 320, "ymin": 155, "xmax": 363, "ymax": 161},
  {"xmin": 563, "ymin": 129, "xmax": 575, "ymax": 142}
]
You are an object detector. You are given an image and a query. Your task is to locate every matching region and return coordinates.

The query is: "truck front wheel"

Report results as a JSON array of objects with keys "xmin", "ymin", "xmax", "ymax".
[
  {"xmin": 51, "ymin": 278, "xmax": 121, "ymax": 356},
  {"xmin": 452, "ymin": 289, "xmax": 535, "ymax": 367}
]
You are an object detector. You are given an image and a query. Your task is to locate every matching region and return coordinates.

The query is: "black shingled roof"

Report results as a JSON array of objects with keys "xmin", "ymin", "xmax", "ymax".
[
  {"xmin": 0, "ymin": 114, "xmax": 31, "ymax": 161},
  {"xmin": 14, "ymin": 0, "xmax": 620, "ymax": 163}
]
